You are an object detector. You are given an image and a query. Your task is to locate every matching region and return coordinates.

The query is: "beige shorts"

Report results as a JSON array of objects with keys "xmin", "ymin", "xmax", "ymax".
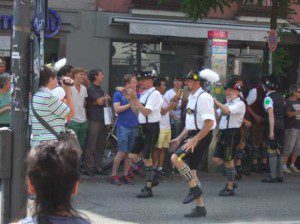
[
  {"xmin": 156, "ymin": 129, "xmax": 171, "ymax": 149},
  {"xmin": 284, "ymin": 128, "xmax": 300, "ymax": 156}
]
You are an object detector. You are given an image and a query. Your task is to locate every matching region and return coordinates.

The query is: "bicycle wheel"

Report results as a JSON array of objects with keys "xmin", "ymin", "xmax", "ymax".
[{"xmin": 102, "ymin": 134, "xmax": 118, "ymax": 170}]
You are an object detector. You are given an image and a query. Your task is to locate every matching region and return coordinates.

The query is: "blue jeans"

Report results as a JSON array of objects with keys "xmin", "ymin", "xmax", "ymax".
[{"xmin": 117, "ymin": 125, "xmax": 138, "ymax": 153}]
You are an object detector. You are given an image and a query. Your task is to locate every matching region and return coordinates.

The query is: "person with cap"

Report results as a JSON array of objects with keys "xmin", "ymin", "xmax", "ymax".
[
  {"xmin": 170, "ymin": 71, "xmax": 216, "ymax": 218},
  {"xmin": 127, "ymin": 70, "xmax": 163, "ymax": 198},
  {"xmin": 261, "ymin": 75, "xmax": 286, "ymax": 183},
  {"xmin": 212, "ymin": 79, "xmax": 246, "ymax": 197},
  {"xmin": 0, "ymin": 73, "xmax": 12, "ymax": 128},
  {"xmin": 0, "ymin": 58, "xmax": 6, "ymax": 75}
]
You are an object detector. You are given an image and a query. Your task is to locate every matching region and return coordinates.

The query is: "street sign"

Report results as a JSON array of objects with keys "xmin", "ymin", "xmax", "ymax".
[
  {"xmin": 33, "ymin": 0, "xmax": 46, "ymax": 31},
  {"xmin": 268, "ymin": 29, "xmax": 278, "ymax": 52}
]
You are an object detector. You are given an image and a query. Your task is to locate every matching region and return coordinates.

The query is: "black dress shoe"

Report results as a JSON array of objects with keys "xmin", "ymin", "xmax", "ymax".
[
  {"xmin": 218, "ymin": 188, "xmax": 235, "ymax": 197},
  {"xmin": 136, "ymin": 187, "xmax": 153, "ymax": 198},
  {"xmin": 182, "ymin": 186, "xmax": 202, "ymax": 204},
  {"xmin": 219, "ymin": 182, "xmax": 238, "ymax": 193},
  {"xmin": 261, "ymin": 177, "xmax": 277, "ymax": 183},
  {"xmin": 184, "ymin": 206, "xmax": 207, "ymax": 218},
  {"xmin": 277, "ymin": 177, "xmax": 284, "ymax": 183}
]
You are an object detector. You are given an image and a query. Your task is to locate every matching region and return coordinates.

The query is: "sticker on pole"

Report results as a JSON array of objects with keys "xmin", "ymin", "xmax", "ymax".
[{"xmin": 268, "ymin": 29, "xmax": 278, "ymax": 52}]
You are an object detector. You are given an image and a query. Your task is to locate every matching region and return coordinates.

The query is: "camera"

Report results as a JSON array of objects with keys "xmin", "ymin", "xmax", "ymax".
[{"xmin": 58, "ymin": 77, "xmax": 74, "ymax": 86}]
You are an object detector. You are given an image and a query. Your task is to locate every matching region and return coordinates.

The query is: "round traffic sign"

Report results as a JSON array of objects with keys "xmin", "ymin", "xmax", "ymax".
[{"xmin": 268, "ymin": 29, "xmax": 278, "ymax": 52}]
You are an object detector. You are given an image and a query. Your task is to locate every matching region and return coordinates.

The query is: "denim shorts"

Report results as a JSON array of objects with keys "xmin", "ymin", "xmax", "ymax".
[{"xmin": 116, "ymin": 125, "xmax": 138, "ymax": 153}]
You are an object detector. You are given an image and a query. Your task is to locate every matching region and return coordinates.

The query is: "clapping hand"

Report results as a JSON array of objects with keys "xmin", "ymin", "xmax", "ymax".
[{"xmin": 126, "ymin": 88, "xmax": 137, "ymax": 101}]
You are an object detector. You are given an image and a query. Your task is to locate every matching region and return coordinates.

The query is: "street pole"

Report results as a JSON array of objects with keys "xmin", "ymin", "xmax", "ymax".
[{"xmin": 10, "ymin": 0, "xmax": 31, "ymax": 221}]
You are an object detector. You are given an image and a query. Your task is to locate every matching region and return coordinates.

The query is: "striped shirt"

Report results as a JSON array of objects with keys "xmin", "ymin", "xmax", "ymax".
[{"xmin": 30, "ymin": 87, "xmax": 70, "ymax": 147}]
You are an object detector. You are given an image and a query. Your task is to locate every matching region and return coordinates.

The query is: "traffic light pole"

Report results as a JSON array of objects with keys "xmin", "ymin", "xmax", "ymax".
[{"xmin": 10, "ymin": 0, "xmax": 31, "ymax": 221}]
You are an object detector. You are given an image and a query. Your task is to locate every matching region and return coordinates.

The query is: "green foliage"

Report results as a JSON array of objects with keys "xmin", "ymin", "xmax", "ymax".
[
  {"xmin": 272, "ymin": 47, "xmax": 292, "ymax": 77},
  {"xmin": 159, "ymin": 0, "xmax": 295, "ymax": 21}
]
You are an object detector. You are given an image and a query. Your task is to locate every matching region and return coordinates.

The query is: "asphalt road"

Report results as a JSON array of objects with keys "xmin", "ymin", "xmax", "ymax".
[{"xmin": 72, "ymin": 172, "xmax": 300, "ymax": 224}]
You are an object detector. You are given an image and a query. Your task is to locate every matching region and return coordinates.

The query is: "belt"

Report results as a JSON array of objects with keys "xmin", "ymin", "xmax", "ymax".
[{"xmin": 140, "ymin": 122, "xmax": 159, "ymax": 126}]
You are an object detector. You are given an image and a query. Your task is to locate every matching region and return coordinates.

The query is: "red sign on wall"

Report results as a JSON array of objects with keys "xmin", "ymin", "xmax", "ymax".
[
  {"xmin": 208, "ymin": 30, "xmax": 228, "ymax": 39},
  {"xmin": 268, "ymin": 29, "xmax": 278, "ymax": 52}
]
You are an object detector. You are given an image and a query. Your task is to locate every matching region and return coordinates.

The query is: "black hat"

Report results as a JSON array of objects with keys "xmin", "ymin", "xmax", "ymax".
[
  {"xmin": 263, "ymin": 75, "xmax": 279, "ymax": 89},
  {"xmin": 137, "ymin": 70, "xmax": 158, "ymax": 80},
  {"xmin": 225, "ymin": 79, "xmax": 242, "ymax": 91},
  {"xmin": 185, "ymin": 72, "xmax": 200, "ymax": 81}
]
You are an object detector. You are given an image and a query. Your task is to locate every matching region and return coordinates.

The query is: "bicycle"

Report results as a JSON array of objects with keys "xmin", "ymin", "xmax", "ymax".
[{"xmin": 102, "ymin": 117, "xmax": 118, "ymax": 170}]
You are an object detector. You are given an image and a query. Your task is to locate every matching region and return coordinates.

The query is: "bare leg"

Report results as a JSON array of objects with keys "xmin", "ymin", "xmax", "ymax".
[
  {"xmin": 123, "ymin": 153, "xmax": 131, "ymax": 176},
  {"xmin": 158, "ymin": 148, "xmax": 166, "ymax": 168},
  {"xmin": 111, "ymin": 152, "xmax": 126, "ymax": 176}
]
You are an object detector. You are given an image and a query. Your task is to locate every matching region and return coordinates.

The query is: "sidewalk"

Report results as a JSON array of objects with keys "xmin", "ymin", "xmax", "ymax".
[{"xmin": 72, "ymin": 173, "xmax": 300, "ymax": 224}]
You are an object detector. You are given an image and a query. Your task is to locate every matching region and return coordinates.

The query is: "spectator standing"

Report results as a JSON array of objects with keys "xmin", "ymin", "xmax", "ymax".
[
  {"xmin": 283, "ymin": 85, "xmax": 300, "ymax": 173},
  {"xmin": 69, "ymin": 68, "xmax": 88, "ymax": 156},
  {"xmin": 0, "ymin": 73, "xmax": 12, "ymax": 128},
  {"xmin": 0, "ymin": 58, "xmax": 6, "ymax": 74},
  {"xmin": 15, "ymin": 141, "xmax": 90, "ymax": 224},
  {"xmin": 152, "ymin": 77, "xmax": 178, "ymax": 177},
  {"xmin": 85, "ymin": 69, "xmax": 110, "ymax": 176},
  {"xmin": 30, "ymin": 65, "xmax": 74, "ymax": 148},
  {"xmin": 108, "ymin": 74, "xmax": 138, "ymax": 185},
  {"xmin": 164, "ymin": 75, "xmax": 183, "ymax": 138}
]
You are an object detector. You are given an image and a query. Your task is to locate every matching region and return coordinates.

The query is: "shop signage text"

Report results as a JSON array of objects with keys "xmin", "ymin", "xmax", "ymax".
[{"xmin": 0, "ymin": 8, "xmax": 61, "ymax": 37}]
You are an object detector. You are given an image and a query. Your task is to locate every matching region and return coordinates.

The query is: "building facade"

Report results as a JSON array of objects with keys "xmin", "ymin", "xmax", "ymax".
[{"xmin": 0, "ymin": 0, "xmax": 299, "ymax": 92}]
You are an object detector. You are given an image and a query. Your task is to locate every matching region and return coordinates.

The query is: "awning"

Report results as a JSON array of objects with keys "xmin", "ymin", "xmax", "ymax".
[{"xmin": 111, "ymin": 17, "xmax": 300, "ymax": 42}]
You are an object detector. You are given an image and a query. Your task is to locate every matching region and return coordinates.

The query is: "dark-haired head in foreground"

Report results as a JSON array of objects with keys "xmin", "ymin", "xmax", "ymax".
[{"xmin": 22, "ymin": 141, "xmax": 90, "ymax": 224}]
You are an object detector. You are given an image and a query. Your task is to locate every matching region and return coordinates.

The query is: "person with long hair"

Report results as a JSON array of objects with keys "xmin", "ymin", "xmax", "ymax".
[{"xmin": 15, "ymin": 141, "xmax": 90, "ymax": 224}]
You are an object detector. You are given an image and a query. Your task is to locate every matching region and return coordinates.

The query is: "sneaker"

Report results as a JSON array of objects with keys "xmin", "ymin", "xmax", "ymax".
[
  {"xmin": 184, "ymin": 206, "xmax": 207, "ymax": 218},
  {"xmin": 155, "ymin": 170, "xmax": 164, "ymax": 178},
  {"xmin": 132, "ymin": 166, "xmax": 145, "ymax": 177},
  {"xmin": 218, "ymin": 188, "xmax": 235, "ymax": 197},
  {"xmin": 128, "ymin": 168, "xmax": 135, "ymax": 179},
  {"xmin": 95, "ymin": 169, "xmax": 109, "ymax": 176},
  {"xmin": 83, "ymin": 169, "xmax": 95, "ymax": 177},
  {"xmin": 261, "ymin": 177, "xmax": 278, "ymax": 183},
  {"xmin": 107, "ymin": 175, "xmax": 122, "ymax": 185},
  {"xmin": 182, "ymin": 186, "xmax": 202, "ymax": 204},
  {"xmin": 289, "ymin": 166, "xmax": 300, "ymax": 173},
  {"xmin": 120, "ymin": 175, "xmax": 135, "ymax": 185},
  {"xmin": 136, "ymin": 187, "xmax": 153, "ymax": 198},
  {"xmin": 283, "ymin": 167, "xmax": 292, "ymax": 174}
]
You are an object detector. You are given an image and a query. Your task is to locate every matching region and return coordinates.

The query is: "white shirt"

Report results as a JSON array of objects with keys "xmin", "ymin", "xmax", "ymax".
[
  {"xmin": 164, "ymin": 88, "xmax": 182, "ymax": 119},
  {"xmin": 217, "ymin": 97, "xmax": 246, "ymax": 130},
  {"xmin": 71, "ymin": 85, "xmax": 88, "ymax": 123},
  {"xmin": 246, "ymin": 88, "xmax": 257, "ymax": 106},
  {"xmin": 51, "ymin": 86, "xmax": 66, "ymax": 100},
  {"xmin": 138, "ymin": 87, "xmax": 163, "ymax": 124},
  {"xmin": 185, "ymin": 87, "xmax": 216, "ymax": 131},
  {"xmin": 263, "ymin": 91, "xmax": 275, "ymax": 111},
  {"xmin": 160, "ymin": 95, "xmax": 171, "ymax": 129}
]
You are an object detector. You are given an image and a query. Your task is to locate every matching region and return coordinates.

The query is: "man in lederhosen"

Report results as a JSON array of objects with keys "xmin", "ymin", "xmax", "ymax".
[
  {"xmin": 170, "ymin": 71, "xmax": 216, "ymax": 218},
  {"xmin": 127, "ymin": 71, "xmax": 163, "ymax": 198},
  {"xmin": 213, "ymin": 80, "xmax": 246, "ymax": 196},
  {"xmin": 261, "ymin": 75, "xmax": 285, "ymax": 183}
]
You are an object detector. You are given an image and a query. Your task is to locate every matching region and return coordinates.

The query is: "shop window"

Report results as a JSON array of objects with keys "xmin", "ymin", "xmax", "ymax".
[
  {"xmin": 45, "ymin": 38, "xmax": 60, "ymax": 64},
  {"xmin": 110, "ymin": 41, "xmax": 204, "ymax": 92}
]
